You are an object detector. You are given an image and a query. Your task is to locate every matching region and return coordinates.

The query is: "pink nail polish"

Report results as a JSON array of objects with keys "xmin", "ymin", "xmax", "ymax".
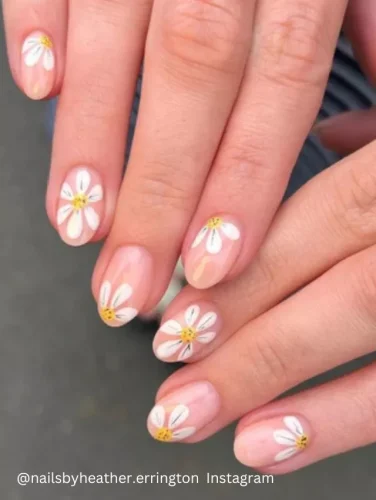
[
  {"xmin": 234, "ymin": 415, "xmax": 312, "ymax": 468},
  {"xmin": 21, "ymin": 31, "xmax": 55, "ymax": 100},
  {"xmin": 185, "ymin": 215, "xmax": 242, "ymax": 289},
  {"xmin": 153, "ymin": 302, "xmax": 221, "ymax": 362},
  {"xmin": 97, "ymin": 246, "xmax": 153, "ymax": 327},
  {"xmin": 147, "ymin": 382, "xmax": 220, "ymax": 443},
  {"xmin": 57, "ymin": 167, "xmax": 104, "ymax": 246}
]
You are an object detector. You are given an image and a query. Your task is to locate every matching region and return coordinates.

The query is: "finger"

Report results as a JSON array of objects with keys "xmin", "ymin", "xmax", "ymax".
[
  {"xmin": 2, "ymin": 0, "xmax": 67, "ymax": 99},
  {"xmin": 46, "ymin": 0, "xmax": 152, "ymax": 246},
  {"xmin": 148, "ymin": 241, "xmax": 376, "ymax": 443},
  {"xmin": 92, "ymin": 0, "xmax": 256, "ymax": 325},
  {"xmin": 344, "ymin": 0, "xmax": 376, "ymax": 85},
  {"xmin": 314, "ymin": 108, "xmax": 376, "ymax": 155},
  {"xmin": 234, "ymin": 363, "xmax": 376, "ymax": 473},
  {"xmin": 153, "ymin": 141, "xmax": 376, "ymax": 362},
  {"xmin": 182, "ymin": 0, "xmax": 348, "ymax": 289}
]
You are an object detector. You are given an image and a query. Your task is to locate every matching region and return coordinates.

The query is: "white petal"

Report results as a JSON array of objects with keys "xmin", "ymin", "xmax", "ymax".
[
  {"xmin": 284, "ymin": 416, "xmax": 304, "ymax": 437},
  {"xmin": 24, "ymin": 45, "xmax": 43, "ymax": 67},
  {"xmin": 84, "ymin": 206, "xmax": 100, "ymax": 231},
  {"xmin": 168, "ymin": 404, "xmax": 189, "ymax": 429},
  {"xmin": 156, "ymin": 340, "xmax": 183, "ymax": 360},
  {"xmin": 159, "ymin": 319, "xmax": 182, "ymax": 335},
  {"xmin": 197, "ymin": 311, "xmax": 217, "ymax": 331},
  {"xmin": 22, "ymin": 37, "xmax": 39, "ymax": 53},
  {"xmin": 111, "ymin": 284, "xmax": 133, "ymax": 309},
  {"xmin": 150, "ymin": 405, "xmax": 165, "ymax": 428},
  {"xmin": 115, "ymin": 307, "xmax": 138, "ymax": 324},
  {"xmin": 57, "ymin": 205, "xmax": 72, "ymax": 225},
  {"xmin": 76, "ymin": 169, "xmax": 91, "ymax": 194},
  {"xmin": 172, "ymin": 427, "xmax": 196, "ymax": 441},
  {"xmin": 220, "ymin": 222, "xmax": 240, "ymax": 241},
  {"xmin": 87, "ymin": 184, "xmax": 103, "ymax": 202},
  {"xmin": 178, "ymin": 343, "xmax": 193, "ymax": 361},
  {"xmin": 185, "ymin": 305, "xmax": 200, "ymax": 327},
  {"xmin": 43, "ymin": 49, "xmax": 55, "ymax": 71},
  {"xmin": 273, "ymin": 429, "xmax": 296, "ymax": 446},
  {"xmin": 66, "ymin": 210, "xmax": 83, "ymax": 239},
  {"xmin": 274, "ymin": 447, "xmax": 298, "ymax": 462},
  {"xmin": 60, "ymin": 182, "xmax": 74, "ymax": 200},
  {"xmin": 206, "ymin": 229, "xmax": 222, "ymax": 254},
  {"xmin": 197, "ymin": 331, "xmax": 216, "ymax": 344},
  {"xmin": 191, "ymin": 226, "xmax": 208, "ymax": 248},
  {"xmin": 99, "ymin": 281, "xmax": 111, "ymax": 308}
]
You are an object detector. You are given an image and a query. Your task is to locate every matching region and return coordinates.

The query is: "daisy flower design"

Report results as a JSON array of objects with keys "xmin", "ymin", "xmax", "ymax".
[
  {"xmin": 150, "ymin": 404, "xmax": 196, "ymax": 442},
  {"xmin": 22, "ymin": 34, "xmax": 55, "ymax": 71},
  {"xmin": 191, "ymin": 217, "xmax": 240, "ymax": 254},
  {"xmin": 273, "ymin": 416, "xmax": 309, "ymax": 462},
  {"xmin": 57, "ymin": 169, "xmax": 103, "ymax": 240},
  {"xmin": 156, "ymin": 305, "xmax": 217, "ymax": 361},
  {"xmin": 98, "ymin": 281, "xmax": 138, "ymax": 326}
]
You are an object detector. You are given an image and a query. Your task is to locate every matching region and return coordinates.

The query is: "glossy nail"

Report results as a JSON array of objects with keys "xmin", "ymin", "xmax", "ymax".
[
  {"xmin": 153, "ymin": 303, "xmax": 221, "ymax": 362},
  {"xmin": 234, "ymin": 415, "xmax": 312, "ymax": 468},
  {"xmin": 147, "ymin": 382, "xmax": 220, "ymax": 443},
  {"xmin": 57, "ymin": 167, "xmax": 104, "ymax": 246},
  {"xmin": 97, "ymin": 246, "xmax": 153, "ymax": 327},
  {"xmin": 21, "ymin": 31, "xmax": 55, "ymax": 100},
  {"xmin": 185, "ymin": 215, "xmax": 241, "ymax": 289}
]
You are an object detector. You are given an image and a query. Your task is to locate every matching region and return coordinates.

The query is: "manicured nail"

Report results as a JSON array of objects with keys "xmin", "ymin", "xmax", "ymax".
[
  {"xmin": 185, "ymin": 215, "xmax": 241, "ymax": 289},
  {"xmin": 153, "ymin": 303, "xmax": 221, "ymax": 362},
  {"xmin": 234, "ymin": 415, "xmax": 312, "ymax": 468},
  {"xmin": 147, "ymin": 382, "xmax": 220, "ymax": 443},
  {"xmin": 21, "ymin": 31, "xmax": 55, "ymax": 100},
  {"xmin": 97, "ymin": 246, "xmax": 153, "ymax": 327},
  {"xmin": 57, "ymin": 167, "xmax": 104, "ymax": 246}
]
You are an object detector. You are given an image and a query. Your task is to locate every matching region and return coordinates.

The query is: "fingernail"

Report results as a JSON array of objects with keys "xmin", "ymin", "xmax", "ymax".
[
  {"xmin": 57, "ymin": 167, "xmax": 104, "ymax": 246},
  {"xmin": 97, "ymin": 246, "xmax": 153, "ymax": 327},
  {"xmin": 185, "ymin": 215, "xmax": 241, "ymax": 289},
  {"xmin": 147, "ymin": 382, "xmax": 220, "ymax": 443},
  {"xmin": 153, "ymin": 303, "xmax": 221, "ymax": 362},
  {"xmin": 21, "ymin": 31, "xmax": 55, "ymax": 100},
  {"xmin": 234, "ymin": 415, "xmax": 312, "ymax": 468}
]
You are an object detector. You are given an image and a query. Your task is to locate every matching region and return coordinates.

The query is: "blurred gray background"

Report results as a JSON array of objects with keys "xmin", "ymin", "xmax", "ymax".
[{"xmin": 1, "ymin": 12, "xmax": 376, "ymax": 500}]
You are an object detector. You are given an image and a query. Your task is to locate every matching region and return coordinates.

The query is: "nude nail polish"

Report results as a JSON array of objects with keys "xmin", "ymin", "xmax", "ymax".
[
  {"xmin": 153, "ymin": 302, "xmax": 221, "ymax": 362},
  {"xmin": 57, "ymin": 167, "xmax": 104, "ymax": 246},
  {"xmin": 21, "ymin": 31, "xmax": 56, "ymax": 100},
  {"xmin": 147, "ymin": 382, "xmax": 220, "ymax": 443},
  {"xmin": 234, "ymin": 415, "xmax": 312, "ymax": 468},
  {"xmin": 97, "ymin": 246, "xmax": 153, "ymax": 327},
  {"xmin": 185, "ymin": 215, "xmax": 242, "ymax": 289}
]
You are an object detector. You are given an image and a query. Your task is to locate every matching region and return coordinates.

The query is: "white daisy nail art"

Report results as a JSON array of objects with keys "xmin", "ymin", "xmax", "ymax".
[
  {"xmin": 22, "ymin": 34, "xmax": 55, "ymax": 71},
  {"xmin": 191, "ymin": 217, "xmax": 240, "ymax": 255},
  {"xmin": 150, "ymin": 404, "xmax": 196, "ymax": 442},
  {"xmin": 98, "ymin": 281, "xmax": 138, "ymax": 326},
  {"xmin": 156, "ymin": 305, "xmax": 217, "ymax": 361},
  {"xmin": 273, "ymin": 416, "xmax": 309, "ymax": 462},
  {"xmin": 57, "ymin": 169, "xmax": 103, "ymax": 240}
]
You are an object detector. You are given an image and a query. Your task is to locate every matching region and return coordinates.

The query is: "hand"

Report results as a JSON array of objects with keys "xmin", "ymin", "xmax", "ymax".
[{"xmin": 146, "ymin": 137, "xmax": 376, "ymax": 474}]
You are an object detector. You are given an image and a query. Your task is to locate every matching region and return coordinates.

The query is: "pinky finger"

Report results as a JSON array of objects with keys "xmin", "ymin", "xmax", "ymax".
[
  {"xmin": 234, "ymin": 363, "xmax": 376, "ymax": 474},
  {"xmin": 2, "ymin": 0, "xmax": 67, "ymax": 100}
]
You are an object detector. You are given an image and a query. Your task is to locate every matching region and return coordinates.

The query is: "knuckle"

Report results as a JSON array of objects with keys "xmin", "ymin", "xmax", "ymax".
[
  {"xmin": 330, "ymin": 162, "xmax": 376, "ymax": 240},
  {"xmin": 355, "ymin": 251, "xmax": 376, "ymax": 315},
  {"xmin": 258, "ymin": 2, "xmax": 329, "ymax": 88},
  {"xmin": 128, "ymin": 160, "xmax": 195, "ymax": 216},
  {"xmin": 161, "ymin": 0, "xmax": 247, "ymax": 76},
  {"xmin": 251, "ymin": 331, "xmax": 290, "ymax": 388}
]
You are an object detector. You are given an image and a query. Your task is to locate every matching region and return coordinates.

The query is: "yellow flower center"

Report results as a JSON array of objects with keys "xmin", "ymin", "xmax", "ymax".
[
  {"xmin": 180, "ymin": 327, "xmax": 197, "ymax": 343},
  {"xmin": 39, "ymin": 35, "xmax": 53, "ymax": 49},
  {"xmin": 295, "ymin": 434, "xmax": 309, "ymax": 450},
  {"xmin": 206, "ymin": 217, "xmax": 223, "ymax": 230},
  {"xmin": 71, "ymin": 194, "xmax": 88, "ymax": 211},
  {"xmin": 155, "ymin": 427, "xmax": 173, "ymax": 442},
  {"xmin": 100, "ymin": 307, "xmax": 116, "ymax": 322}
]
